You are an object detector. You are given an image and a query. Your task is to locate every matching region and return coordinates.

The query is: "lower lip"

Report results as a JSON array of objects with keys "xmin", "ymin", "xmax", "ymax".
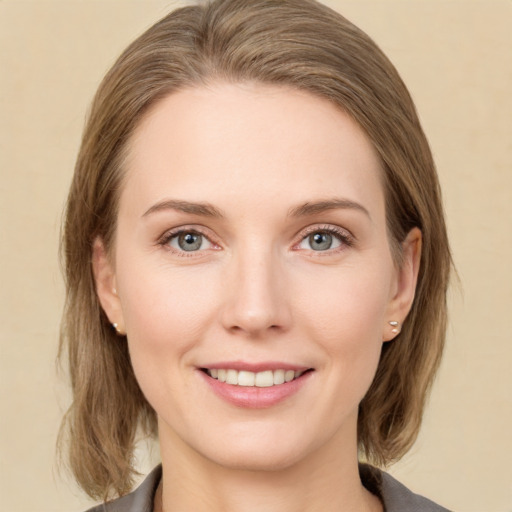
[{"xmin": 198, "ymin": 370, "xmax": 313, "ymax": 409}]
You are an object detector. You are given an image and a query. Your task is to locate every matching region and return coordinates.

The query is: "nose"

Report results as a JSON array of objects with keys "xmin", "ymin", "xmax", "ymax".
[{"xmin": 220, "ymin": 247, "xmax": 291, "ymax": 337}]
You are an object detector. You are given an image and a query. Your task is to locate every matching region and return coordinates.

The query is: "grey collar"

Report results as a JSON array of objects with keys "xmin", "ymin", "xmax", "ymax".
[{"xmin": 86, "ymin": 464, "xmax": 451, "ymax": 512}]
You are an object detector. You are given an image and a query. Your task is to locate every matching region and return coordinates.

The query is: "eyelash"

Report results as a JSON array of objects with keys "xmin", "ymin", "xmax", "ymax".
[
  {"xmin": 157, "ymin": 224, "xmax": 354, "ymax": 256},
  {"xmin": 157, "ymin": 226, "xmax": 219, "ymax": 257},
  {"xmin": 294, "ymin": 225, "xmax": 355, "ymax": 253}
]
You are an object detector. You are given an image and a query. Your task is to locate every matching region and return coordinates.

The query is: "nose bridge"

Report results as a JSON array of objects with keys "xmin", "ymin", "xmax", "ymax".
[{"xmin": 221, "ymin": 240, "xmax": 290, "ymax": 335}]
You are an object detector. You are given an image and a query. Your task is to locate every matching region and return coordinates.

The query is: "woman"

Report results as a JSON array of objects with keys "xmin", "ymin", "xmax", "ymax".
[{"xmin": 59, "ymin": 0, "xmax": 452, "ymax": 510}]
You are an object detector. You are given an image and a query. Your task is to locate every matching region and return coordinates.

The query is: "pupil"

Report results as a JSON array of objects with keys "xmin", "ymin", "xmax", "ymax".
[
  {"xmin": 310, "ymin": 232, "xmax": 332, "ymax": 251},
  {"xmin": 178, "ymin": 233, "xmax": 202, "ymax": 251}
]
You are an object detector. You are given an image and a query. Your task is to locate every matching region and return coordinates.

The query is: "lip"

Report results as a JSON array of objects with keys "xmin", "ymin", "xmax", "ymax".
[
  {"xmin": 197, "ymin": 362, "xmax": 314, "ymax": 409},
  {"xmin": 200, "ymin": 361, "xmax": 310, "ymax": 372}
]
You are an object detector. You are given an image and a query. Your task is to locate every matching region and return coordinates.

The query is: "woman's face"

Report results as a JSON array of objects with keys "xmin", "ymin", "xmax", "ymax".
[{"xmin": 95, "ymin": 83, "xmax": 419, "ymax": 472}]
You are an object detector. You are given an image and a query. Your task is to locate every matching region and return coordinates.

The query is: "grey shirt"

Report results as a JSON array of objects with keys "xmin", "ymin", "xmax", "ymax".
[{"xmin": 86, "ymin": 464, "xmax": 451, "ymax": 512}]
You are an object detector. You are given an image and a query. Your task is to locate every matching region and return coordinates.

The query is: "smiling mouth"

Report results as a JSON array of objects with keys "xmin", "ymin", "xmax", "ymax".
[{"xmin": 201, "ymin": 368, "xmax": 313, "ymax": 387}]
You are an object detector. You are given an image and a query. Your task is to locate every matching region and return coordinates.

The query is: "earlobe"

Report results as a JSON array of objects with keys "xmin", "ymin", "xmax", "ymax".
[
  {"xmin": 92, "ymin": 238, "xmax": 125, "ymax": 334},
  {"xmin": 384, "ymin": 227, "xmax": 422, "ymax": 342}
]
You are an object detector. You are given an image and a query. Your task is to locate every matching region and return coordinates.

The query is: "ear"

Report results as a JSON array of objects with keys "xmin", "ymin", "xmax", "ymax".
[
  {"xmin": 92, "ymin": 237, "xmax": 125, "ymax": 334},
  {"xmin": 383, "ymin": 227, "xmax": 422, "ymax": 342}
]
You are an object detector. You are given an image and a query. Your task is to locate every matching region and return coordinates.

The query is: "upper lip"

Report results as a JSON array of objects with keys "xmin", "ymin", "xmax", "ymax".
[{"xmin": 199, "ymin": 361, "xmax": 312, "ymax": 372}]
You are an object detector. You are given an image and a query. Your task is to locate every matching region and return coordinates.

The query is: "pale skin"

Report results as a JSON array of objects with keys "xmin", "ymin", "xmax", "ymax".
[{"xmin": 93, "ymin": 83, "xmax": 421, "ymax": 512}]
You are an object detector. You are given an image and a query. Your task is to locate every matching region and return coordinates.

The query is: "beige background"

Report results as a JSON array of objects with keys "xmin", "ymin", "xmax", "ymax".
[{"xmin": 1, "ymin": 1, "xmax": 511, "ymax": 511}]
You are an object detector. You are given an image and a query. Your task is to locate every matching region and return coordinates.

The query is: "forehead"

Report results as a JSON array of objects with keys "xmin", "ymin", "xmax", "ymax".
[{"xmin": 121, "ymin": 82, "xmax": 385, "ymax": 219}]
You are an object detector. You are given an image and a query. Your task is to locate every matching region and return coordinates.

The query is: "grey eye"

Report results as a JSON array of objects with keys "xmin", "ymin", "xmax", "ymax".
[
  {"xmin": 179, "ymin": 233, "xmax": 202, "ymax": 251},
  {"xmin": 308, "ymin": 232, "xmax": 333, "ymax": 251},
  {"xmin": 169, "ymin": 232, "xmax": 212, "ymax": 252},
  {"xmin": 297, "ymin": 230, "xmax": 343, "ymax": 252}
]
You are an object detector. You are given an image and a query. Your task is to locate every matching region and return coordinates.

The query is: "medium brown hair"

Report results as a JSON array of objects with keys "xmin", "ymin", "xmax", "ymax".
[{"xmin": 59, "ymin": 0, "xmax": 451, "ymax": 500}]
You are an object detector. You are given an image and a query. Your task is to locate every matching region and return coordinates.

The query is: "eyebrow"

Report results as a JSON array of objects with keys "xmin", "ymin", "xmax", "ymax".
[
  {"xmin": 142, "ymin": 199, "xmax": 224, "ymax": 218},
  {"xmin": 142, "ymin": 197, "xmax": 370, "ymax": 220},
  {"xmin": 288, "ymin": 198, "xmax": 371, "ymax": 219}
]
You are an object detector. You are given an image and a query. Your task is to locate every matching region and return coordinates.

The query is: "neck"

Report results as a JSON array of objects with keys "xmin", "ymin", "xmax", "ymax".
[{"xmin": 157, "ymin": 425, "xmax": 382, "ymax": 512}]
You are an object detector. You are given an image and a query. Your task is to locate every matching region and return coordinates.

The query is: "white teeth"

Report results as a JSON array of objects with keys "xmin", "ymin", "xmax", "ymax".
[
  {"xmin": 273, "ymin": 369, "xmax": 285, "ymax": 385},
  {"xmin": 285, "ymin": 370, "xmax": 295, "ymax": 382},
  {"xmin": 255, "ymin": 370, "xmax": 274, "ymax": 387},
  {"xmin": 226, "ymin": 369, "xmax": 238, "ymax": 385},
  {"xmin": 237, "ymin": 370, "xmax": 255, "ymax": 386},
  {"xmin": 206, "ymin": 368, "xmax": 308, "ymax": 387}
]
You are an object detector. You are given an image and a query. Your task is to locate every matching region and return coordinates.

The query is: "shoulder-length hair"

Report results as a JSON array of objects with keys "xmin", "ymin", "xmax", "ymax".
[{"xmin": 59, "ymin": 0, "xmax": 451, "ymax": 500}]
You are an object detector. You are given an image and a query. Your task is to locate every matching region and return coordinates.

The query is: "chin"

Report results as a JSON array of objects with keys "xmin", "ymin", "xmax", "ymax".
[
  {"xmin": 188, "ymin": 424, "xmax": 327, "ymax": 474},
  {"xmin": 204, "ymin": 445, "xmax": 307, "ymax": 473}
]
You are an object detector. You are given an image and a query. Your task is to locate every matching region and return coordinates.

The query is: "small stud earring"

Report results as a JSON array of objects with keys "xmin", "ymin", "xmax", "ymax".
[
  {"xmin": 112, "ymin": 323, "xmax": 124, "ymax": 335},
  {"xmin": 389, "ymin": 320, "xmax": 400, "ymax": 334}
]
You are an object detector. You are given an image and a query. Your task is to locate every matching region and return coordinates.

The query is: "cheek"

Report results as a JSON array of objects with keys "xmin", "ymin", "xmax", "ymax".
[
  {"xmin": 293, "ymin": 261, "xmax": 392, "ymax": 395},
  {"xmin": 115, "ymin": 262, "xmax": 225, "ymax": 425},
  {"xmin": 295, "ymin": 262, "xmax": 392, "ymax": 346},
  {"xmin": 116, "ymin": 261, "xmax": 220, "ymax": 375}
]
